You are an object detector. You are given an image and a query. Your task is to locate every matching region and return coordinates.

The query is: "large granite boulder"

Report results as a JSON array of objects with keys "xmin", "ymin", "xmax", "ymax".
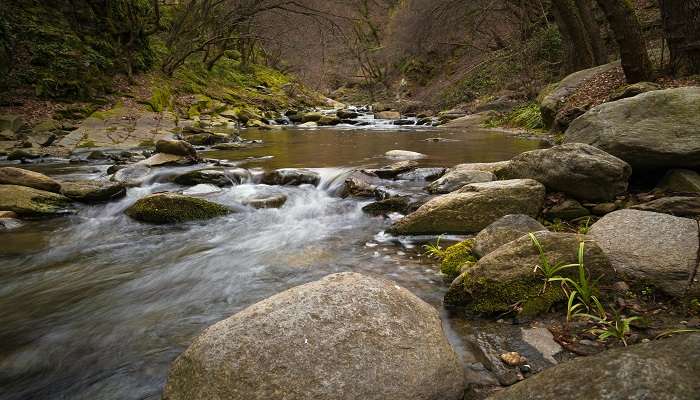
[
  {"xmin": 450, "ymin": 231, "xmax": 610, "ymax": 315},
  {"xmin": 0, "ymin": 185, "xmax": 72, "ymax": 218},
  {"xmin": 500, "ymin": 143, "xmax": 631, "ymax": 202},
  {"xmin": 60, "ymin": 180, "xmax": 127, "ymax": 203},
  {"xmin": 565, "ymin": 87, "xmax": 700, "ymax": 170},
  {"xmin": 0, "ymin": 167, "xmax": 62, "ymax": 193},
  {"xmin": 588, "ymin": 209, "xmax": 699, "ymax": 297},
  {"xmin": 125, "ymin": 193, "xmax": 231, "ymax": 224},
  {"xmin": 488, "ymin": 334, "xmax": 700, "ymax": 400},
  {"xmin": 390, "ymin": 179, "xmax": 545, "ymax": 235},
  {"xmin": 473, "ymin": 214, "xmax": 546, "ymax": 258},
  {"xmin": 163, "ymin": 273, "xmax": 465, "ymax": 400}
]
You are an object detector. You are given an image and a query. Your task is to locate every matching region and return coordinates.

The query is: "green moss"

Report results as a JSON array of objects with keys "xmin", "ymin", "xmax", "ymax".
[
  {"xmin": 90, "ymin": 103, "xmax": 125, "ymax": 120},
  {"xmin": 125, "ymin": 193, "xmax": 231, "ymax": 224},
  {"xmin": 76, "ymin": 140, "xmax": 96, "ymax": 148},
  {"xmin": 463, "ymin": 275, "xmax": 565, "ymax": 316},
  {"xmin": 147, "ymin": 85, "xmax": 174, "ymax": 112},
  {"xmin": 440, "ymin": 240, "xmax": 477, "ymax": 281}
]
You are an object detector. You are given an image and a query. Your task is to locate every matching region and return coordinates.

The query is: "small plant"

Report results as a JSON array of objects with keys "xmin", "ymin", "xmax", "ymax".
[
  {"xmin": 423, "ymin": 235, "xmax": 446, "ymax": 260},
  {"xmin": 544, "ymin": 218, "xmax": 566, "ymax": 232},
  {"xmin": 550, "ymin": 241, "xmax": 606, "ymax": 320},
  {"xmin": 504, "ymin": 103, "xmax": 544, "ymax": 130},
  {"xmin": 529, "ymin": 233, "xmax": 579, "ymax": 292},
  {"xmin": 577, "ymin": 217, "xmax": 592, "ymax": 234},
  {"xmin": 587, "ymin": 313, "xmax": 640, "ymax": 346},
  {"xmin": 655, "ymin": 328, "xmax": 700, "ymax": 340}
]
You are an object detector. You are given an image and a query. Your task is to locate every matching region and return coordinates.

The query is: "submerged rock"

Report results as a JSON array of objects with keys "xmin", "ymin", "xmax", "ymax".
[
  {"xmin": 385, "ymin": 149, "xmax": 426, "ymax": 160},
  {"xmin": 111, "ymin": 164, "xmax": 151, "ymax": 187},
  {"xmin": 125, "ymin": 193, "xmax": 231, "ymax": 224},
  {"xmin": 60, "ymin": 180, "xmax": 127, "ymax": 203},
  {"xmin": 473, "ymin": 214, "xmax": 546, "ymax": 258},
  {"xmin": 390, "ymin": 179, "xmax": 545, "ymax": 235},
  {"xmin": 174, "ymin": 169, "xmax": 237, "ymax": 187},
  {"xmin": 588, "ymin": 209, "xmax": 699, "ymax": 297},
  {"xmin": 500, "ymin": 143, "xmax": 631, "ymax": 202},
  {"xmin": 565, "ymin": 87, "xmax": 700, "ymax": 170},
  {"xmin": 396, "ymin": 167, "xmax": 446, "ymax": 182},
  {"xmin": 0, "ymin": 185, "xmax": 73, "ymax": 218},
  {"xmin": 163, "ymin": 272, "xmax": 465, "ymax": 400},
  {"xmin": 242, "ymin": 194, "xmax": 288, "ymax": 209},
  {"xmin": 261, "ymin": 168, "xmax": 320, "ymax": 186},
  {"xmin": 489, "ymin": 334, "xmax": 700, "ymax": 400},
  {"xmin": 0, "ymin": 167, "xmax": 62, "ymax": 193}
]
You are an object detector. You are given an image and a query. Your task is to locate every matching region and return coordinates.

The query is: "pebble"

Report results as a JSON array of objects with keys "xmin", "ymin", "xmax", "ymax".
[{"xmin": 500, "ymin": 352, "xmax": 527, "ymax": 366}]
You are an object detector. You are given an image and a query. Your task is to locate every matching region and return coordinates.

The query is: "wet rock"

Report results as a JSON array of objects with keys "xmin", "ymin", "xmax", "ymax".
[
  {"xmin": 473, "ymin": 214, "xmax": 546, "ymax": 258},
  {"xmin": 125, "ymin": 193, "xmax": 231, "ymax": 224},
  {"xmin": 174, "ymin": 169, "xmax": 237, "ymax": 187},
  {"xmin": 111, "ymin": 164, "xmax": 151, "ymax": 187},
  {"xmin": 60, "ymin": 180, "xmax": 127, "ymax": 203},
  {"xmin": 565, "ymin": 87, "xmax": 700, "ymax": 170},
  {"xmin": 489, "ymin": 334, "xmax": 700, "ymax": 400},
  {"xmin": 156, "ymin": 139, "xmax": 198, "ymax": 158},
  {"xmin": 301, "ymin": 112, "xmax": 323, "ymax": 123},
  {"xmin": 245, "ymin": 119, "xmax": 272, "ymax": 130},
  {"xmin": 261, "ymin": 168, "xmax": 320, "ymax": 186},
  {"xmin": 385, "ymin": 150, "xmax": 426, "ymax": 160},
  {"xmin": 631, "ymin": 196, "xmax": 700, "ymax": 217},
  {"xmin": 427, "ymin": 169, "xmax": 495, "ymax": 194},
  {"xmin": 364, "ymin": 160, "xmax": 418, "ymax": 179},
  {"xmin": 374, "ymin": 111, "xmax": 401, "ymax": 120},
  {"xmin": 86, "ymin": 150, "xmax": 108, "ymax": 160},
  {"xmin": 390, "ymin": 179, "xmax": 545, "ymax": 235},
  {"xmin": 471, "ymin": 332, "xmax": 522, "ymax": 386},
  {"xmin": 0, "ymin": 167, "xmax": 62, "ymax": 193},
  {"xmin": 589, "ymin": 209, "xmax": 700, "ymax": 297},
  {"xmin": 341, "ymin": 171, "xmax": 383, "ymax": 197},
  {"xmin": 7, "ymin": 149, "xmax": 40, "ymax": 161},
  {"xmin": 362, "ymin": 196, "xmax": 412, "ymax": 216},
  {"xmin": 545, "ymin": 198, "xmax": 590, "ymax": 220},
  {"xmin": 457, "ymin": 231, "xmax": 610, "ymax": 315},
  {"xmin": 396, "ymin": 167, "xmax": 446, "ymax": 182},
  {"xmin": 242, "ymin": 194, "xmax": 288, "ymax": 209},
  {"xmin": 0, "ymin": 211, "xmax": 17, "ymax": 218},
  {"xmin": 163, "ymin": 272, "xmax": 465, "ymax": 400},
  {"xmin": 317, "ymin": 116, "xmax": 341, "ymax": 126},
  {"xmin": 500, "ymin": 143, "xmax": 631, "ymax": 202},
  {"xmin": 0, "ymin": 185, "xmax": 73, "ymax": 218},
  {"xmin": 184, "ymin": 133, "xmax": 229, "ymax": 146},
  {"xmin": 138, "ymin": 153, "xmax": 189, "ymax": 167},
  {"xmin": 393, "ymin": 119, "xmax": 415, "ymax": 126},
  {"xmin": 298, "ymin": 121, "xmax": 318, "ymax": 128},
  {"xmin": 182, "ymin": 184, "xmax": 222, "ymax": 196},
  {"xmin": 657, "ymin": 169, "xmax": 700, "ymax": 194},
  {"xmin": 336, "ymin": 110, "xmax": 359, "ymax": 119},
  {"xmin": 211, "ymin": 142, "xmax": 249, "ymax": 150}
]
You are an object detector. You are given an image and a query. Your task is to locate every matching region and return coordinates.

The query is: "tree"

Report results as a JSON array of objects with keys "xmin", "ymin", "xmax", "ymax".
[
  {"xmin": 551, "ymin": 0, "xmax": 607, "ymax": 71},
  {"xmin": 659, "ymin": 0, "xmax": 700, "ymax": 75},
  {"xmin": 593, "ymin": 0, "xmax": 652, "ymax": 82}
]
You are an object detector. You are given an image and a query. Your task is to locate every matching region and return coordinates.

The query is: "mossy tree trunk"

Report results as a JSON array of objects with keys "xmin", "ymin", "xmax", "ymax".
[
  {"xmin": 574, "ymin": 0, "xmax": 607, "ymax": 64},
  {"xmin": 594, "ymin": 0, "xmax": 653, "ymax": 83},
  {"xmin": 659, "ymin": 0, "xmax": 700, "ymax": 75},
  {"xmin": 551, "ymin": 0, "xmax": 598, "ymax": 71}
]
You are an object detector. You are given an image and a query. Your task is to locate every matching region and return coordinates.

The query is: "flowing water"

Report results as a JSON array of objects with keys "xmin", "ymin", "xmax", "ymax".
[{"xmin": 0, "ymin": 123, "xmax": 545, "ymax": 399}]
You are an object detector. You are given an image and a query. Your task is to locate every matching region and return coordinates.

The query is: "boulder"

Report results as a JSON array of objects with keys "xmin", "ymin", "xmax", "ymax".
[
  {"xmin": 111, "ymin": 164, "xmax": 151, "ymax": 187},
  {"xmin": 301, "ymin": 112, "xmax": 323, "ymax": 123},
  {"xmin": 657, "ymin": 169, "xmax": 700, "ymax": 194},
  {"xmin": 162, "ymin": 273, "xmax": 465, "ymax": 400},
  {"xmin": 317, "ymin": 116, "xmax": 341, "ymax": 126},
  {"xmin": 565, "ymin": 87, "xmax": 700, "ymax": 170},
  {"xmin": 138, "ymin": 153, "xmax": 188, "ymax": 167},
  {"xmin": 390, "ymin": 179, "xmax": 545, "ymax": 235},
  {"xmin": 588, "ymin": 209, "xmax": 699, "ymax": 297},
  {"xmin": 7, "ymin": 149, "xmax": 40, "ymax": 161},
  {"xmin": 174, "ymin": 169, "xmax": 237, "ymax": 187},
  {"xmin": 362, "ymin": 196, "xmax": 419, "ymax": 216},
  {"xmin": 545, "ymin": 199, "xmax": 590, "ymax": 220},
  {"xmin": 0, "ymin": 167, "xmax": 62, "ymax": 193},
  {"xmin": 489, "ymin": 334, "xmax": 700, "ymax": 400},
  {"xmin": 540, "ymin": 62, "xmax": 620, "ymax": 128},
  {"xmin": 396, "ymin": 167, "xmax": 446, "ymax": 182},
  {"xmin": 374, "ymin": 111, "xmax": 401, "ymax": 120},
  {"xmin": 385, "ymin": 150, "xmax": 426, "ymax": 160},
  {"xmin": 261, "ymin": 168, "xmax": 320, "ymax": 186},
  {"xmin": 453, "ymin": 231, "xmax": 610, "ymax": 315},
  {"xmin": 0, "ymin": 185, "xmax": 72, "ymax": 218},
  {"xmin": 341, "ymin": 171, "xmax": 383, "ymax": 197},
  {"xmin": 427, "ymin": 169, "xmax": 495, "ymax": 194},
  {"xmin": 60, "ymin": 180, "xmax": 127, "ymax": 203},
  {"xmin": 336, "ymin": 110, "xmax": 359, "ymax": 119},
  {"xmin": 473, "ymin": 214, "xmax": 546, "ymax": 258},
  {"xmin": 364, "ymin": 160, "xmax": 418, "ymax": 179},
  {"xmin": 156, "ymin": 139, "xmax": 198, "ymax": 158},
  {"xmin": 631, "ymin": 196, "xmax": 700, "ymax": 218},
  {"xmin": 125, "ymin": 193, "xmax": 231, "ymax": 224},
  {"xmin": 501, "ymin": 143, "xmax": 631, "ymax": 202},
  {"xmin": 242, "ymin": 194, "xmax": 288, "ymax": 209}
]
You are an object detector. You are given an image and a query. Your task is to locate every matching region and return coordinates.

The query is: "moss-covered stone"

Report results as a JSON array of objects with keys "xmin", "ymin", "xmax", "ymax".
[
  {"xmin": 440, "ymin": 240, "xmax": 476, "ymax": 281},
  {"xmin": 125, "ymin": 193, "xmax": 231, "ymax": 224},
  {"xmin": 462, "ymin": 273, "xmax": 565, "ymax": 316},
  {"xmin": 0, "ymin": 184, "xmax": 73, "ymax": 218}
]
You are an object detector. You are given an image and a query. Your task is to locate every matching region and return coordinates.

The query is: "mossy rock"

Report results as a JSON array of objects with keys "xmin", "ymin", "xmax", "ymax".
[
  {"xmin": 440, "ymin": 240, "xmax": 476, "ymax": 281},
  {"xmin": 0, "ymin": 184, "xmax": 73, "ymax": 218},
  {"xmin": 125, "ymin": 193, "xmax": 231, "ymax": 224},
  {"xmin": 453, "ymin": 231, "xmax": 611, "ymax": 316}
]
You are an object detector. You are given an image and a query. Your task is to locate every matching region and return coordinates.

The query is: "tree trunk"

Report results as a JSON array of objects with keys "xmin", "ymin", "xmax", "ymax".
[
  {"xmin": 551, "ymin": 0, "xmax": 596, "ymax": 71},
  {"xmin": 659, "ymin": 0, "xmax": 700, "ymax": 75},
  {"xmin": 574, "ymin": 0, "xmax": 607, "ymax": 64},
  {"xmin": 594, "ymin": 0, "xmax": 653, "ymax": 82}
]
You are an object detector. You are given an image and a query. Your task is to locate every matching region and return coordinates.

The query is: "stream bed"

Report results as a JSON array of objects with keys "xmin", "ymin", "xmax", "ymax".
[{"xmin": 0, "ymin": 124, "xmax": 545, "ymax": 399}]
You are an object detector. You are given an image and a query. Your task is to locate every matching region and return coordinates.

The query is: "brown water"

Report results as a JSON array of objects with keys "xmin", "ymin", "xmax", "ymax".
[{"xmin": 0, "ymin": 125, "xmax": 545, "ymax": 400}]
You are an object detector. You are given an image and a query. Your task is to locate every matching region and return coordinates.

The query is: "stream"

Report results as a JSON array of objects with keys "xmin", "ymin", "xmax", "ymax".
[{"xmin": 0, "ymin": 122, "xmax": 545, "ymax": 399}]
